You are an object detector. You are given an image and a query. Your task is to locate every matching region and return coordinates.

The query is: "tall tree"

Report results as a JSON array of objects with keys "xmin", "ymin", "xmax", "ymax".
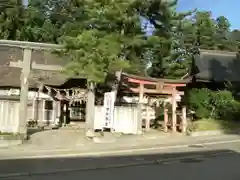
[
  {"xmin": 215, "ymin": 16, "xmax": 233, "ymax": 51},
  {"xmin": 60, "ymin": 0, "xmax": 147, "ymax": 82},
  {"xmin": 194, "ymin": 11, "xmax": 217, "ymax": 50},
  {"xmin": 135, "ymin": 0, "xmax": 192, "ymax": 78},
  {"xmin": 21, "ymin": 0, "xmax": 73, "ymax": 43},
  {"xmin": 58, "ymin": 0, "xmax": 149, "ymax": 136},
  {"xmin": 229, "ymin": 29, "xmax": 240, "ymax": 51},
  {"xmin": 0, "ymin": 0, "xmax": 25, "ymax": 40},
  {"xmin": 134, "ymin": 0, "xmax": 176, "ymax": 78}
]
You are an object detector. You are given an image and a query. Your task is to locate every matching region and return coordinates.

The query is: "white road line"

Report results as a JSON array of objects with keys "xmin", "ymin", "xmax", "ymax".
[
  {"xmin": 157, "ymin": 155, "xmax": 204, "ymax": 163},
  {"xmin": 0, "ymin": 139, "xmax": 240, "ymax": 160}
]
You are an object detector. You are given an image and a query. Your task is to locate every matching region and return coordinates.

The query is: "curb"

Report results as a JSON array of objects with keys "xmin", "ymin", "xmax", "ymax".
[
  {"xmin": 1, "ymin": 138, "xmax": 240, "ymax": 160},
  {"xmin": 188, "ymin": 130, "xmax": 224, "ymax": 137},
  {"xmin": 188, "ymin": 130, "xmax": 240, "ymax": 137},
  {"xmin": 0, "ymin": 140, "xmax": 22, "ymax": 148}
]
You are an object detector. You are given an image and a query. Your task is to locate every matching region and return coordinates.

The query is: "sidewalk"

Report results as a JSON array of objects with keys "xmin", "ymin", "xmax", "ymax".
[{"xmin": 0, "ymin": 133, "xmax": 239, "ymax": 160}]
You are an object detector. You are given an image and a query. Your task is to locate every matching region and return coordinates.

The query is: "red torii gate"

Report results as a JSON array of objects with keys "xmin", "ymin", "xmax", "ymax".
[{"xmin": 120, "ymin": 72, "xmax": 190, "ymax": 133}]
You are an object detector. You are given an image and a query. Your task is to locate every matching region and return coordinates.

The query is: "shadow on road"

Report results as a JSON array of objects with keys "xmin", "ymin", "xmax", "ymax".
[{"xmin": 0, "ymin": 149, "xmax": 239, "ymax": 179}]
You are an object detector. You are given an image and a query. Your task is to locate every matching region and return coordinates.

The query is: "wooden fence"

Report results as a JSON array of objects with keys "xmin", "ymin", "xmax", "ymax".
[{"xmin": 0, "ymin": 99, "xmax": 20, "ymax": 133}]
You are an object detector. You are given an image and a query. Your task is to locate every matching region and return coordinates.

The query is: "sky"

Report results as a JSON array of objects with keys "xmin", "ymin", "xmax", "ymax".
[{"xmin": 177, "ymin": 0, "xmax": 240, "ymax": 30}]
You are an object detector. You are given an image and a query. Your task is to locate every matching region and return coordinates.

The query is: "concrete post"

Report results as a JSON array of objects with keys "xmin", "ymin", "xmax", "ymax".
[
  {"xmin": 52, "ymin": 101, "xmax": 56, "ymax": 125},
  {"xmin": 18, "ymin": 48, "xmax": 32, "ymax": 137},
  {"xmin": 85, "ymin": 82, "xmax": 95, "ymax": 137},
  {"xmin": 42, "ymin": 99, "xmax": 45, "ymax": 124},
  {"xmin": 32, "ymin": 98, "xmax": 36, "ymax": 120}
]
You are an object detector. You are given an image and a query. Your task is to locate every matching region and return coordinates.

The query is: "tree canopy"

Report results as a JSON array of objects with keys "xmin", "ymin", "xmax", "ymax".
[{"xmin": 0, "ymin": 0, "xmax": 239, "ymax": 81}]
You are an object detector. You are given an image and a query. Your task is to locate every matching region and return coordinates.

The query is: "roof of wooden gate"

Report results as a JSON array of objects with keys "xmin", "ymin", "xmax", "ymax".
[{"xmin": 119, "ymin": 72, "xmax": 190, "ymax": 95}]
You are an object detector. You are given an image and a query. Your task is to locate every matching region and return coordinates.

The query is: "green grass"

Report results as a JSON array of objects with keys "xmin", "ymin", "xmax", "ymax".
[
  {"xmin": 0, "ymin": 132, "xmax": 19, "ymax": 136},
  {"xmin": 189, "ymin": 119, "xmax": 240, "ymax": 132}
]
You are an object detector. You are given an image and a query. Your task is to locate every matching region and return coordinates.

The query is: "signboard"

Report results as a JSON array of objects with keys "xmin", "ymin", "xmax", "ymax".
[{"xmin": 103, "ymin": 91, "xmax": 116, "ymax": 128}]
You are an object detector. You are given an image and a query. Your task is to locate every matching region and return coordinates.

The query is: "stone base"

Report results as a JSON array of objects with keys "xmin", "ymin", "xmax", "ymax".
[
  {"xmin": 85, "ymin": 129, "xmax": 96, "ymax": 138},
  {"xmin": 92, "ymin": 136, "xmax": 116, "ymax": 143}
]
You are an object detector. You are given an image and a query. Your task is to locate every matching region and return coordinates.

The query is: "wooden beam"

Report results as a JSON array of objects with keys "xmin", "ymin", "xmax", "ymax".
[
  {"xmin": 9, "ymin": 60, "xmax": 63, "ymax": 71},
  {"xmin": 122, "ymin": 72, "xmax": 190, "ymax": 84},
  {"xmin": 128, "ymin": 78, "xmax": 157, "ymax": 85},
  {"xmin": 0, "ymin": 40, "xmax": 63, "ymax": 50},
  {"xmin": 156, "ymin": 82, "xmax": 164, "ymax": 90},
  {"xmin": 164, "ymin": 83, "xmax": 187, "ymax": 87},
  {"xmin": 127, "ymin": 77, "xmax": 187, "ymax": 87},
  {"xmin": 129, "ymin": 87, "xmax": 184, "ymax": 95}
]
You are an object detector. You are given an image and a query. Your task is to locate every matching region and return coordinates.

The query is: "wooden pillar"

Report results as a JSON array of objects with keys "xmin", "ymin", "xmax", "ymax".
[
  {"xmin": 63, "ymin": 103, "xmax": 67, "ymax": 127},
  {"xmin": 18, "ymin": 48, "xmax": 32, "ymax": 136},
  {"xmin": 5, "ymin": 101, "xmax": 9, "ymax": 130},
  {"xmin": 32, "ymin": 98, "xmax": 36, "ymax": 120},
  {"xmin": 37, "ymin": 85, "xmax": 43, "ymax": 124},
  {"xmin": 85, "ymin": 82, "xmax": 95, "ymax": 137},
  {"xmin": 164, "ymin": 108, "xmax": 168, "ymax": 133},
  {"xmin": 182, "ymin": 106, "xmax": 187, "ymax": 133},
  {"xmin": 0, "ymin": 101, "xmax": 3, "ymax": 129},
  {"xmin": 145, "ymin": 105, "xmax": 150, "ymax": 132},
  {"xmin": 139, "ymin": 83, "xmax": 144, "ymax": 102},
  {"xmin": 172, "ymin": 88, "xmax": 177, "ymax": 133},
  {"xmin": 42, "ymin": 99, "xmax": 45, "ymax": 123},
  {"xmin": 55, "ymin": 101, "xmax": 61, "ymax": 125},
  {"xmin": 137, "ymin": 83, "xmax": 144, "ymax": 134},
  {"xmin": 52, "ymin": 101, "xmax": 56, "ymax": 125}
]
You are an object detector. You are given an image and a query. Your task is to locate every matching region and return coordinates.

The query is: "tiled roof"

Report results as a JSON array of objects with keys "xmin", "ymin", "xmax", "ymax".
[
  {"xmin": 0, "ymin": 46, "xmax": 70, "ymax": 88},
  {"xmin": 193, "ymin": 50, "xmax": 240, "ymax": 82}
]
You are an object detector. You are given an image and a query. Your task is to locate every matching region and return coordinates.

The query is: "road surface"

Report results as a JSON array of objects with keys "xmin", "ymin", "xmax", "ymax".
[{"xmin": 1, "ymin": 141, "xmax": 240, "ymax": 180}]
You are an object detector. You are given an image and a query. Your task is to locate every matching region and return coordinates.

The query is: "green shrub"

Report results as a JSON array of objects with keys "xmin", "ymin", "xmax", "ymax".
[
  {"xmin": 188, "ymin": 88, "xmax": 240, "ymax": 120},
  {"xmin": 187, "ymin": 118, "xmax": 240, "ymax": 132},
  {"xmin": 188, "ymin": 88, "xmax": 213, "ymax": 119},
  {"xmin": 211, "ymin": 90, "xmax": 234, "ymax": 119}
]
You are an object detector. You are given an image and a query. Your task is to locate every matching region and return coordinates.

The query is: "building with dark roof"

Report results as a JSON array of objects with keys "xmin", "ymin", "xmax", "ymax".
[
  {"xmin": 0, "ymin": 40, "xmax": 87, "ymax": 132},
  {"xmin": 0, "ymin": 43, "xmax": 86, "ymax": 89},
  {"xmin": 191, "ymin": 49, "xmax": 240, "ymax": 90}
]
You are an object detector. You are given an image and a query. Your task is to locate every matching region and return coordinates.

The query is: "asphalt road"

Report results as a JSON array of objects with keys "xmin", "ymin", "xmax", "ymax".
[{"xmin": 1, "ymin": 141, "xmax": 240, "ymax": 180}]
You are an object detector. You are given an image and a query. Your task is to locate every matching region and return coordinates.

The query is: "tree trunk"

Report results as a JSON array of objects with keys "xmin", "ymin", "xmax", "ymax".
[{"xmin": 85, "ymin": 81, "xmax": 96, "ymax": 138}]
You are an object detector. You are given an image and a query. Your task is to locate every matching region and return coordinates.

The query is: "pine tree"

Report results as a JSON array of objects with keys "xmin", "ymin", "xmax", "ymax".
[
  {"xmin": 21, "ymin": 0, "xmax": 71, "ymax": 43},
  {"xmin": 135, "ymin": 0, "xmax": 192, "ymax": 79},
  {"xmin": 229, "ymin": 29, "xmax": 240, "ymax": 51},
  {"xmin": 134, "ymin": 0, "xmax": 176, "ymax": 78},
  {"xmin": 0, "ymin": 0, "xmax": 25, "ymax": 40},
  {"xmin": 194, "ymin": 11, "xmax": 217, "ymax": 50},
  {"xmin": 215, "ymin": 16, "xmax": 233, "ymax": 51},
  {"xmin": 60, "ymin": 0, "xmax": 147, "ymax": 83}
]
